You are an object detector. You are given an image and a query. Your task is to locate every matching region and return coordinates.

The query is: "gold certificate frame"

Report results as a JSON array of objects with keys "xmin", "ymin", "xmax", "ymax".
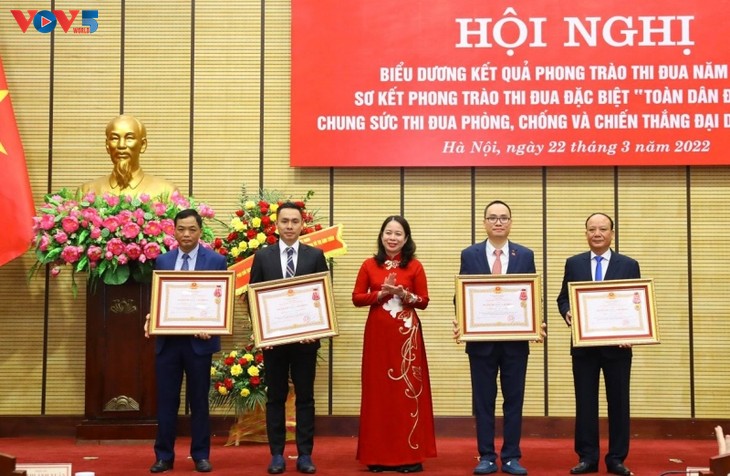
[
  {"xmin": 455, "ymin": 273, "xmax": 542, "ymax": 342},
  {"xmin": 149, "ymin": 270, "xmax": 235, "ymax": 335},
  {"xmin": 248, "ymin": 270, "xmax": 338, "ymax": 348},
  {"xmin": 568, "ymin": 278, "xmax": 660, "ymax": 347}
]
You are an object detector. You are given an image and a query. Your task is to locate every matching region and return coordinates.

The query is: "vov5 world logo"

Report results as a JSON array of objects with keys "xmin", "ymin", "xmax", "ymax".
[{"xmin": 11, "ymin": 9, "xmax": 98, "ymax": 34}]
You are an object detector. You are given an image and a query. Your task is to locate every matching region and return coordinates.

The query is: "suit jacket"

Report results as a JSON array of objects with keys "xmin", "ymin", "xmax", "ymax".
[
  {"xmin": 556, "ymin": 249, "xmax": 641, "ymax": 357},
  {"xmin": 460, "ymin": 240, "xmax": 536, "ymax": 357},
  {"xmin": 249, "ymin": 241, "xmax": 329, "ymax": 350},
  {"xmin": 154, "ymin": 245, "xmax": 227, "ymax": 355}
]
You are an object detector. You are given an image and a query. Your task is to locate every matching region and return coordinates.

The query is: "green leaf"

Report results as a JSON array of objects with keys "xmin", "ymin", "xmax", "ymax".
[{"xmin": 103, "ymin": 265, "xmax": 130, "ymax": 285}]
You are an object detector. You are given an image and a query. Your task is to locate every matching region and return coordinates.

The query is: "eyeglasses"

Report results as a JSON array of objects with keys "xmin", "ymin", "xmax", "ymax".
[{"xmin": 485, "ymin": 216, "xmax": 511, "ymax": 224}]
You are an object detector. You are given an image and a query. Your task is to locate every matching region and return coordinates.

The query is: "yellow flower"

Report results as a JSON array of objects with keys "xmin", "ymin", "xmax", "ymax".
[
  {"xmin": 243, "ymin": 353, "xmax": 254, "ymax": 361},
  {"xmin": 252, "ymin": 217, "xmax": 262, "ymax": 228},
  {"xmin": 230, "ymin": 364, "xmax": 243, "ymax": 376},
  {"xmin": 271, "ymin": 203, "xmax": 279, "ymax": 212},
  {"xmin": 230, "ymin": 247, "xmax": 240, "ymax": 258},
  {"xmin": 241, "ymin": 388, "xmax": 250, "ymax": 397},
  {"xmin": 244, "ymin": 200, "xmax": 256, "ymax": 210},
  {"xmin": 256, "ymin": 232, "xmax": 266, "ymax": 243},
  {"xmin": 249, "ymin": 239, "xmax": 260, "ymax": 250},
  {"xmin": 218, "ymin": 386, "xmax": 228, "ymax": 396},
  {"xmin": 248, "ymin": 366, "xmax": 260, "ymax": 377},
  {"xmin": 230, "ymin": 217, "xmax": 245, "ymax": 232},
  {"xmin": 271, "ymin": 212, "xmax": 277, "ymax": 221},
  {"xmin": 228, "ymin": 350, "xmax": 238, "ymax": 358},
  {"xmin": 210, "ymin": 366, "xmax": 216, "ymax": 377}
]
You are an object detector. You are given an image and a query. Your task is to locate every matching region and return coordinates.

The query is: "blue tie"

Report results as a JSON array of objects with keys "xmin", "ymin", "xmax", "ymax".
[
  {"xmin": 594, "ymin": 256, "xmax": 602, "ymax": 282},
  {"xmin": 285, "ymin": 247, "xmax": 295, "ymax": 278},
  {"xmin": 181, "ymin": 253, "xmax": 190, "ymax": 271}
]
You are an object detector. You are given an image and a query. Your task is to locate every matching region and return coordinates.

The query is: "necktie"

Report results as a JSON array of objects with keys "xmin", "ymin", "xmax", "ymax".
[
  {"xmin": 594, "ymin": 256, "xmax": 602, "ymax": 282},
  {"xmin": 492, "ymin": 249, "xmax": 503, "ymax": 275},
  {"xmin": 181, "ymin": 253, "xmax": 190, "ymax": 271},
  {"xmin": 285, "ymin": 247, "xmax": 295, "ymax": 278}
]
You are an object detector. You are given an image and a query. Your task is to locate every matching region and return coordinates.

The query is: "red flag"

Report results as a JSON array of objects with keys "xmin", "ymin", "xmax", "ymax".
[{"xmin": 0, "ymin": 56, "xmax": 34, "ymax": 266}]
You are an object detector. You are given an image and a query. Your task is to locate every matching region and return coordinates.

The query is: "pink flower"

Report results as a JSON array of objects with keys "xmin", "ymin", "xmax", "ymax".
[
  {"xmin": 138, "ymin": 254, "xmax": 147, "ymax": 264},
  {"xmin": 103, "ymin": 193, "xmax": 120, "ymax": 207},
  {"xmin": 51, "ymin": 266, "xmax": 61, "ymax": 277},
  {"xmin": 102, "ymin": 216, "xmax": 121, "ymax": 232},
  {"xmin": 121, "ymin": 222, "xmax": 141, "ymax": 240},
  {"xmin": 60, "ymin": 245, "xmax": 83, "ymax": 263},
  {"xmin": 90, "ymin": 227, "xmax": 101, "ymax": 239},
  {"xmin": 61, "ymin": 216, "xmax": 80, "ymax": 234},
  {"xmin": 82, "ymin": 192, "xmax": 96, "ymax": 202},
  {"xmin": 163, "ymin": 235, "xmax": 177, "ymax": 248},
  {"xmin": 117, "ymin": 210, "xmax": 133, "ymax": 224},
  {"xmin": 40, "ymin": 214, "xmax": 55, "ymax": 230},
  {"xmin": 143, "ymin": 221, "xmax": 162, "ymax": 236},
  {"xmin": 106, "ymin": 238, "xmax": 126, "ymax": 256},
  {"xmin": 160, "ymin": 219, "xmax": 175, "ymax": 235},
  {"xmin": 117, "ymin": 254, "xmax": 129, "ymax": 265},
  {"xmin": 143, "ymin": 242, "xmax": 162, "ymax": 260},
  {"xmin": 125, "ymin": 243, "xmax": 142, "ymax": 260},
  {"xmin": 170, "ymin": 191, "xmax": 189, "ymax": 208},
  {"xmin": 198, "ymin": 204, "xmax": 215, "ymax": 218},
  {"xmin": 153, "ymin": 202, "xmax": 168, "ymax": 216},
  {"xmin": 54, "ymin": 231, "xmax": 68, "ymax": 244},
  {"xmin": 138, "ymin": 193, "xmax": 151, "ymax": 203},
  {"xmin": 87, "ymin": 246, "xmax": 103, "ymax": 261},
  {"xmin": 38, "ymin": 234, "xmax": 51, "ymax": 251}
]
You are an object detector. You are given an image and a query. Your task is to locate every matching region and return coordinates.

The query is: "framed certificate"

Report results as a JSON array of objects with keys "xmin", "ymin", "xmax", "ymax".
[
  {"xmin": 455, "ymin": 273, "xmax": 543, "ymax": 342},
  {"xmin": 149, "ymin": 270, "xmax": 235, "ymax": 335},
  {"xmin": 248, "ymin": 270, "xmax": 338, "ymax": 347},
  {"xmin": 568, "ymin": 278, "xmax": 660, "ymax": 347}
]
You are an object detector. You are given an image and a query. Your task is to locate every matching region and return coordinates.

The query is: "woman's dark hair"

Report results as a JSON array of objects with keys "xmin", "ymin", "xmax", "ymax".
[{"xmin": 374, "ymin": 215, "xmax": 415, "ymax": 268}]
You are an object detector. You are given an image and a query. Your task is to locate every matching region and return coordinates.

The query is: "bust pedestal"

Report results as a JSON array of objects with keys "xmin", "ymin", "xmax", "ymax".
[{"xmin": 76, "ymin": 280, "xmax": 158, "ymax": 440}]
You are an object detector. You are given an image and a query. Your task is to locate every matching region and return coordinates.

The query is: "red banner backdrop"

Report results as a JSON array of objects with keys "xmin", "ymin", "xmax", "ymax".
[{"xmin": 292, "ymin": 1, "xmax": 730, "ymax": 167}]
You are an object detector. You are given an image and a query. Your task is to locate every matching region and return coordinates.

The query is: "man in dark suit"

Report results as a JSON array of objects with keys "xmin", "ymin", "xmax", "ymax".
[
  {"xmin": 249, "ymin": 201, "xmax": 329, "ymax": 475},
  {"xmin": 557, "ymin": 213, "xmax": 640, "ymax": 476},
  {"xmin": 458, "ymin": 200, "xmax": 536, "ymax": 476},
  {"xmin": 145, "ymin": 208, "xmax": 227, "ymax": 474}
]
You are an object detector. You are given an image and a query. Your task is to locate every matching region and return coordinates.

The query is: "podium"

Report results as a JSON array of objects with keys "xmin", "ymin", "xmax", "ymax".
[{"xmin": 76, "ymin": 280, "xmax": 158, "ymax": 439}]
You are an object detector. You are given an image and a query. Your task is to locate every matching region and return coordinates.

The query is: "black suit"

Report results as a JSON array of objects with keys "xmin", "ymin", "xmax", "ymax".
[
  {"xmin": 556, "ymin": 250, "xmax": 640, "ymax": 468},
  {"xmin": 153, "ymin": 245, "xmax": 227, "ymax": 463},
  {"xmin": 249, "ymin": 241, "xmax": 329, "ymax": 457},
  {"xmin": 460, "ymin": 240, "xmax": 536, "ymax": 464}
]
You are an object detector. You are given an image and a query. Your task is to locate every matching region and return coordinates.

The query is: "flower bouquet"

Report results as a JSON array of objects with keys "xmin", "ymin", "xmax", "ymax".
[
  {"xmin": 209, "ymin": 344, "xmax": 267, "ymax": 415},
  {"xmin": 30, "ymin": 188, "xmax": 216, "ymax": 295},
  {"xmin": 211, "ymin": 185, "xmax": 322, "ymax": 266}
]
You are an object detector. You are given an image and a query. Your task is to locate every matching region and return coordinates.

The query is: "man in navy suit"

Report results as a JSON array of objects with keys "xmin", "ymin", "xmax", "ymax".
[
  {"xmin": 249, "ymin": 202, "xmax": 329, "ymax": 475},
  {"xmin": 459, "ymin": 200, "xmax": 536, "ymax": 476},
  {"xmin": 557, "ymin": 213, "xmax": 640, "ymax": 476},
  {"xmin": 146, "ymin": 208, "xmax": 227, "ymax": 474}
]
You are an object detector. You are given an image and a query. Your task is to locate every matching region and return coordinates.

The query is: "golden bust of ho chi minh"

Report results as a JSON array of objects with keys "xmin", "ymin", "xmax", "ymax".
[{"xmin": 80, "ymin": 115, "xmax": 178, "ymax": 198}]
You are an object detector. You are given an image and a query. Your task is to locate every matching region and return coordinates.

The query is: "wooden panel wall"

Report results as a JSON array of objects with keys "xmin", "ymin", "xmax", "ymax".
[{"xmin": 0, "ymin": 1, "xmax": 729, "ymax": 422}]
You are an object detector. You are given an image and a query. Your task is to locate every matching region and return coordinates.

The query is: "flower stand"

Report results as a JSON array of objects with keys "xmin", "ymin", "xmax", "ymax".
[{"xmin": 225, "ymin": 389, "xmax": 296, "ymax": 446}]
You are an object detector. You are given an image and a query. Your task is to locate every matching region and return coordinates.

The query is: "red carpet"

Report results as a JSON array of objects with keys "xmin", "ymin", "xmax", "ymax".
[{"xmin": 0, "ymin": 436, "xmax": 716, "ymax": 475}]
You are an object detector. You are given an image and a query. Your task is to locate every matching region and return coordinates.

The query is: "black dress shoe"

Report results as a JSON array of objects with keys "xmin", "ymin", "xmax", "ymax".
[
  {"xmin": 268, "ymin": 455, "xmax": 286, "ymax": 474},
  {"xmin": 195, "ymin": 459, "xmax": 212, "ymax": 472},
  {"xmin": 570, "ymin": 461, "xmax": 598, "ymax": 474},
  {"xmin": 150, "ymin": 460, "xmax": 173, "ymax": 473},
  {"xmin": 296, "ymin": 455, "xmax": 316, "ymax": 474},
  {"xmin": 397, "ymin": 463, "xmax": 423, "ymax": 473},
  {"xmin": 368, "ymin": 466, "xmax": 385, "ymax": 473},
  {"xmin": 607, "ymin": 463, "xmax": 633, "ymax": 476}
]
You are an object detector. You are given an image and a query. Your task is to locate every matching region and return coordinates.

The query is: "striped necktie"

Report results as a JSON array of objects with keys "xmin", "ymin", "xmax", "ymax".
[
  {"xmin": 181, "ymin": 253, "xmax": 190, "ymax": 271},
  {"xmin": 285, "ymin": 247, "xmax": 295, "ymax": 278}
]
